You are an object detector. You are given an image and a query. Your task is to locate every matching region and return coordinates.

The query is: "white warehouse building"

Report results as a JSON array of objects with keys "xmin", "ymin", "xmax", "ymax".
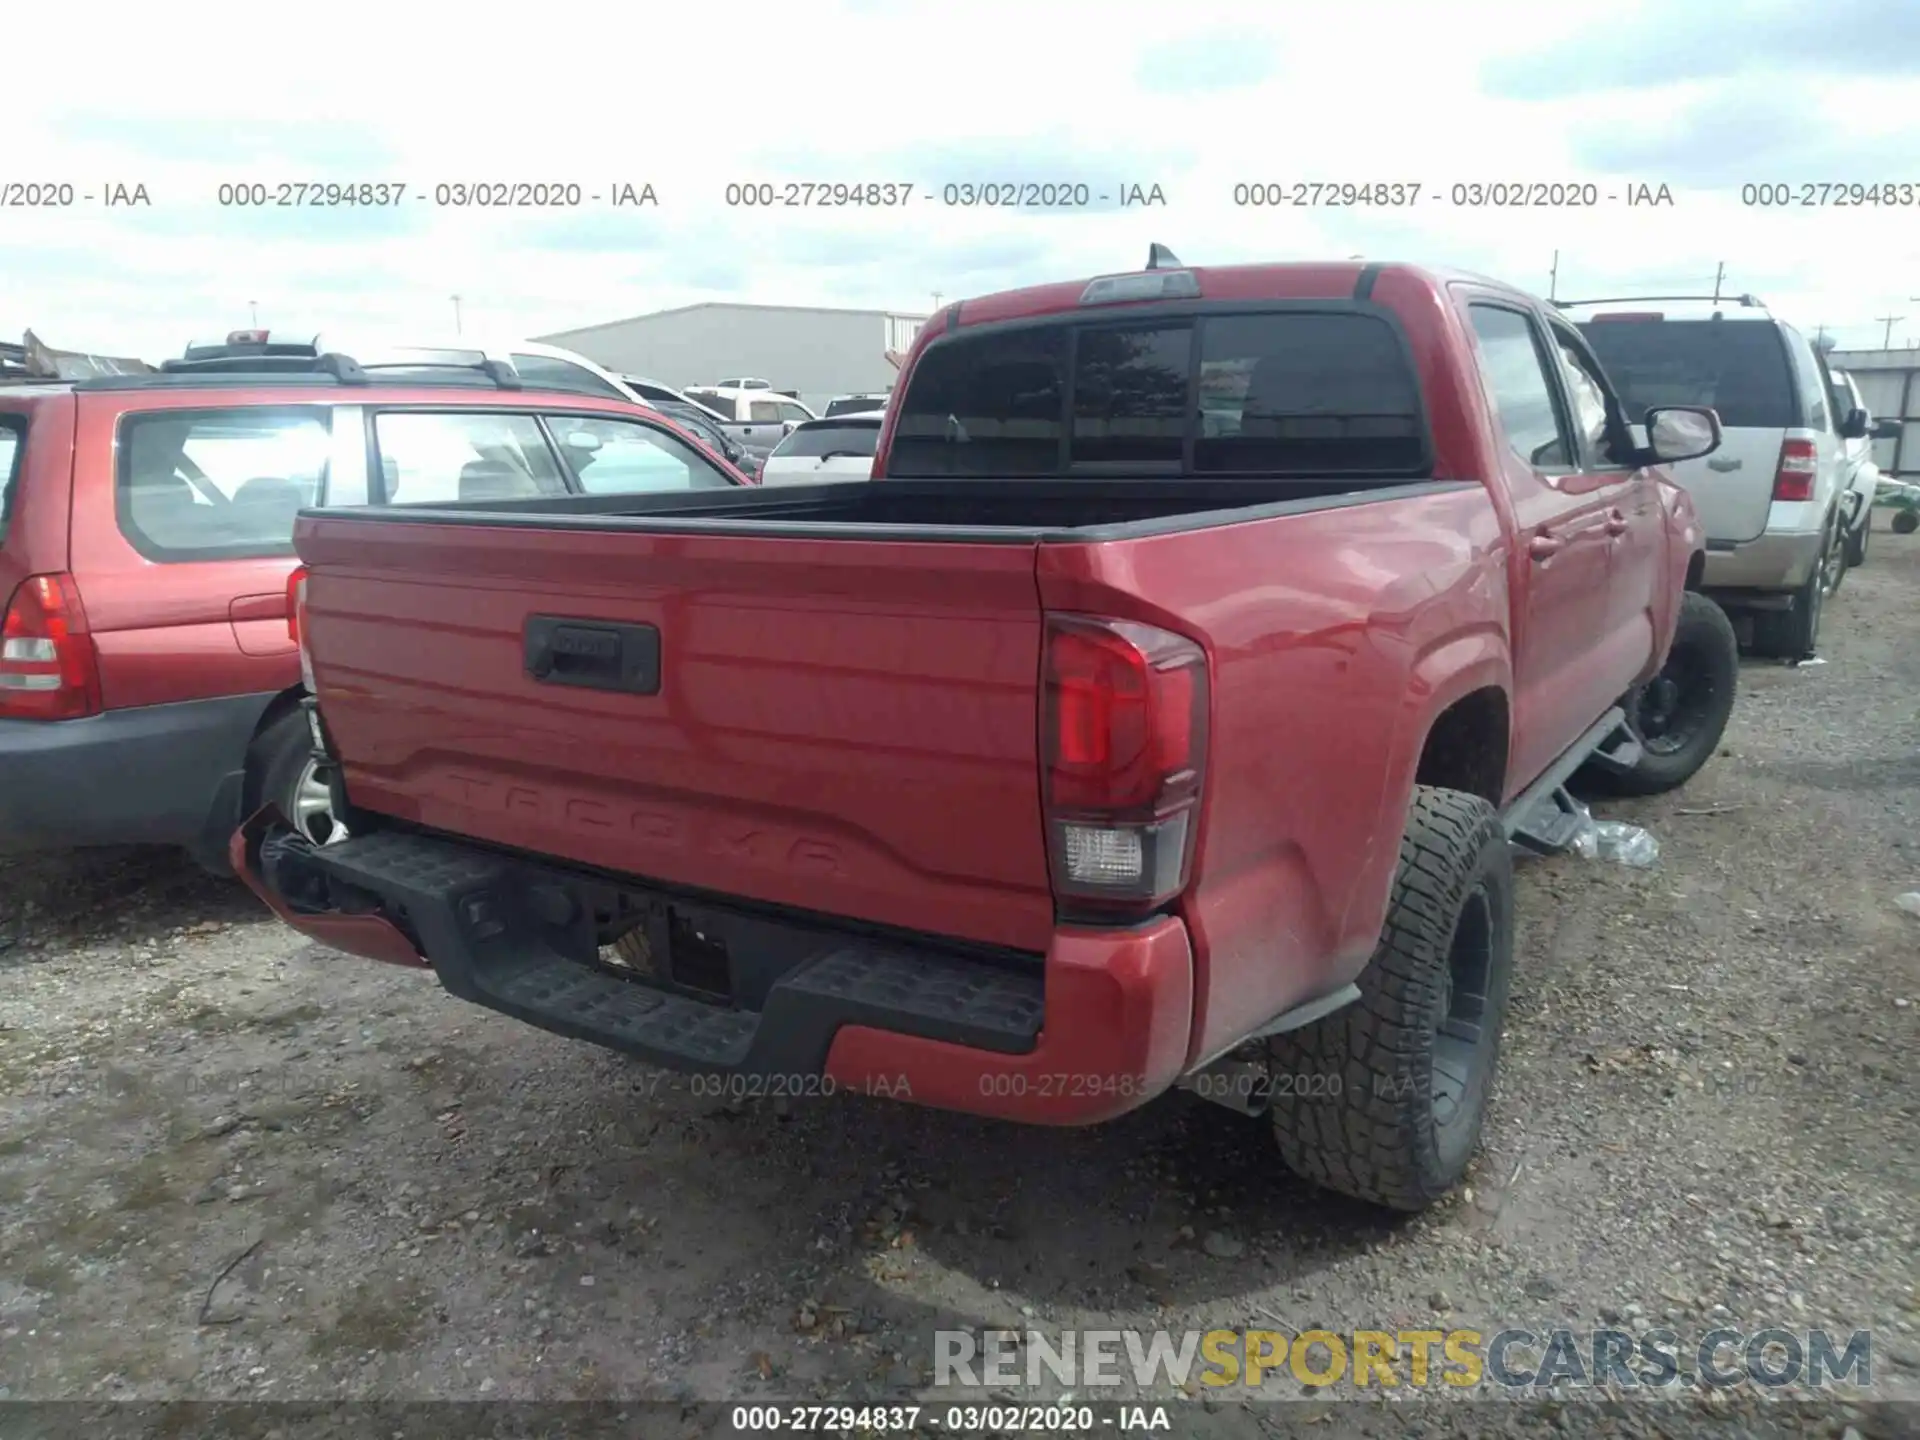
[{"xmin": 534, "ymin": 303, "xmax": 931, "ymax": 415}]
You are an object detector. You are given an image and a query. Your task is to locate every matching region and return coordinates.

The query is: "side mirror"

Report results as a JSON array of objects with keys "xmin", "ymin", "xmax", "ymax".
[
  {"xmin": 562, "ymin": 429, "xmax": 603, "ymax": 453},
  {"xmin": 1644, "ymin": 405, "xmax": 1722, "ymax": 464},
  {"xmin": 1838, "ymin": 406, "xmax": 1870, "ymax": 440},
  {"xmin": 1872, "ymin": 416, "xmax": 1903, "ymax": 441}
]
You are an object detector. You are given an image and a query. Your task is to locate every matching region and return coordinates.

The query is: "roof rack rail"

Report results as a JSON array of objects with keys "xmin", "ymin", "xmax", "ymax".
[
  {"xmin": 153, "ymin": 345, "xmax": 522, "ymax": 388},
  {"xmin": 1553, "ymin": 293, "xmax": 1765, "ymax": 310}
]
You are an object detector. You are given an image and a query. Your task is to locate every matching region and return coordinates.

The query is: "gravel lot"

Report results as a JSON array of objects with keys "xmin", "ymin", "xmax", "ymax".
[{"xmin": 2, "ymin": 514, "xmax": 1916, "ymax": 1437}]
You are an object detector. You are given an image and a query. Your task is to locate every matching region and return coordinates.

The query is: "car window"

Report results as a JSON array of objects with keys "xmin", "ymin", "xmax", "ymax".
[
  {"xmin": 544, "ymin": 414, "xmax": 735, "ymax": 493},
  {"xmin": 117, "ymin": 407, "xmax": 331, "ymax": 560},
  {"xmin": 825, "ymin": 397, "xmax": 882, "ymax": 417},
  {"xmin": 748, "ymin": 401, "xmax": 782, "ymax": 422},
  {"xmin": 683, "ymin": 390, "xmax": 733, "ymax": 419},
  {"xmin": 1782, "ymin": 327, "xmax": 1829, "ymax": 431},
  {"xmin": 0, "ymin": 416, "xmax": 23, "ymax": 545},
  {"xmin": 1577, "ymin": 318, "xmax": 1797, "ymax": 429},
  {"xmin": 508, "ymin": 353, "xmax": 628, "ymax": 400},
  {"xmin": 774, "ymin": 420, "xmax": 882, "ymax": 459},
  {"xmin": 887, "ymin": 311, "xmax": 1426, "ymax": 477},
  {"xmin": 1468, "ymin": 305, "xmax": 1573, "ymax": 470},
  {"xmin": 775, "ymin": 401, "xmax": 813, "ymax": 424},
  {"xmin": 373, "ymin": 411, "xmax": 568, "ymax": 505}
]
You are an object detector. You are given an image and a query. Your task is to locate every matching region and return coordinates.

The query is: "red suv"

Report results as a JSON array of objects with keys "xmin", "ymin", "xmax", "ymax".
[{"xmin": 0, "ymin": 334, "xmax": 750, "ymax": 872}]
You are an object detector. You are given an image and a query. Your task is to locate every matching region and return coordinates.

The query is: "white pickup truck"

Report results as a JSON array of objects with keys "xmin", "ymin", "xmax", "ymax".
[{"xmin": 681, "ymin": 385, "xmax": 818, "ymax": 462}]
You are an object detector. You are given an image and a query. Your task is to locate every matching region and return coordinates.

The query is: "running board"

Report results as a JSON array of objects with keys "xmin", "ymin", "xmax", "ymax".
[{"xmin": 1503, "ymin": 706, "xmax": 1637, "ymax": 857}]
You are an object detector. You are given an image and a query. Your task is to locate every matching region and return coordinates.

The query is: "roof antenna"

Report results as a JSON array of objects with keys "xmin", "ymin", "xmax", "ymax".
[{"xmin": 1145, "ymin": 243, "xmax": 1182, "ymax": 270}]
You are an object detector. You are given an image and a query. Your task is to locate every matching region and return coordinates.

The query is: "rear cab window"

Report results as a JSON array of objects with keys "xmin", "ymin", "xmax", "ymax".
[
  {"xmin": 684, "ymin": 390, "xmax": 735, "ymax": 419},
  {"xmin": 0, "ymin": 413, "xmax": 24, "ymax": 545},
  {"xmin": 118, "ymin": 407, "xmax": 331, "ymax": 560},
  {"xmin": 1577, "ymin": 317, "xmax": 1799, "ymax": 430},
  {"xmin": 886, "ymin": 310, "xmax": 1428, "ymax": 477},
  {"xmin": 774, "ymin": 419, "xmax": 882, "ymax": 459}
]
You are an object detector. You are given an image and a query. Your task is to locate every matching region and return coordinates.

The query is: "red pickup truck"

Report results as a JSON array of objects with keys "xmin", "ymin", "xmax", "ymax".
[{"xmin": 237, "ymin": 257, "xmax": 1739, "ymax": 1210}]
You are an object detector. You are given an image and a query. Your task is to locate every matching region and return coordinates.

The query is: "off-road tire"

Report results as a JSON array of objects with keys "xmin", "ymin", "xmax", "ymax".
[
  {"xmin": 1266, "ymin": 786, "xmax": 1514, "ymax": 1212},
  {"xmin": 1599, "ymin": 592, "xmax": 1739, "ymax": 797},
  {"xmin": 1751, "ymin": 520, "xmax": 1838, "ymax": 662},
  {"xmin": 1844, "ymin": 511, "xmax": 1870, "ymax": 567},
  {"xmin": 1893, "ymin": 509, "xmax": 1917, "ymax": 536}
]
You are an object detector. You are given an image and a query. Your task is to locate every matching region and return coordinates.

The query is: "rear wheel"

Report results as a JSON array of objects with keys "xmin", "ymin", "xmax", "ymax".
[
  {"xmin": 1601, "ymin": 592, "xmax": 1739, "ymax": 796},
  {"xmin": 1266, "ymin": 787, "xmax": 1514, "ymax": 1212},
  {"xmin": 1751, "ymin": 520, "xmax": 1839, "ymax": 661},
  {"xmin": 1894, "ymin": 509, "xmax": 1918, "ymax": 536},
  {"xmin": 244, "ymin": 708, "xmax": 348, "ymax": 848},
  {"xmin": 1844, "ymin": 509, "xmax": 1870, "ymax": 567}
]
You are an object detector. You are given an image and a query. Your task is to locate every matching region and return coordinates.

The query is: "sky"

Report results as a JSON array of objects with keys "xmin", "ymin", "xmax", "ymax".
[{"xmin": 5, "ymin": 0, "xmax": 1919, "ymax": 359}]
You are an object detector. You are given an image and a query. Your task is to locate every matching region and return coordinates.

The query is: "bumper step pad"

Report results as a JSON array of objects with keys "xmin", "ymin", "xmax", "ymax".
[{"xmin": 276, "ymin": 827, "xmax": 1045, "ymax": 1076}]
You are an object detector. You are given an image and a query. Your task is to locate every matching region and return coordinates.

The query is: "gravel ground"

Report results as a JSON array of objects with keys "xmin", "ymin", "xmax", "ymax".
[{"xmin": 1, "ymin": 513, "xmax": 1916, "ymax": 1438}]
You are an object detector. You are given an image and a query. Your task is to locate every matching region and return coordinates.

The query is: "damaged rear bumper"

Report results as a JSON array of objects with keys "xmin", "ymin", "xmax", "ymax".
[{"xmin": 232, "ymin": 811, "xmax": 1194, "ymax": 1125}]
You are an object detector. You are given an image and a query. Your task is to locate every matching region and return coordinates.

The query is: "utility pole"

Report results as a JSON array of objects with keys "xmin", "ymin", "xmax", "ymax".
[
  {"xmin": 248, "ymin": 300, "xmax": 259, "ymax": 328},
  {"xmin": 451, "ymin": 294, "xmax": 463, "ymax": 336},
  {"xmin": 1813, "ymin": 324, "xmax": 1829, "ymax": 348},
  {"xmin": 1711, "ymin": 262, "xmax": 1725, "ymax": 305},
  {"xmin": 1548, "ymin": 250, "xmax": 1559, "ymax": 302},
  {"xmin": 1878, "ymin": 312, "xmax": 1905, "ymax": 348},
  {"xmin": 931, "ymin": 291, "xmax": 943, "ymax": 311}
]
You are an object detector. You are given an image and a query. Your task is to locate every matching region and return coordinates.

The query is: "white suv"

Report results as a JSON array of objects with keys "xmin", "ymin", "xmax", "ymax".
[{"xmin": 1569, "ymin": 294, "xmax": 1866, "ymax": 660}]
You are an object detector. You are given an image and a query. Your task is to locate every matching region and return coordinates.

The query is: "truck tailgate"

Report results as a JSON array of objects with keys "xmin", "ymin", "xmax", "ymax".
[{"xmin": 296, "ymin": 517, "xmax": 1055, "ymax": 954}]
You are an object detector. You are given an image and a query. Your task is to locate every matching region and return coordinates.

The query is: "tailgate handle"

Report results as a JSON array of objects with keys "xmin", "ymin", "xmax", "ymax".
[{"xmin": 524, "ymin": 616, "xmax": 660, "ymax": 694}]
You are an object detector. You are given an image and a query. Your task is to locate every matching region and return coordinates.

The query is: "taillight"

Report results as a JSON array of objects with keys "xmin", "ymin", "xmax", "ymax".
[
  {"xmin": 1042, "ymin": 614, "xmax": 1209, "ymax": 912},
  {"xmin": 0, "ymin": 573, "xmax": 103, "ymax": 721},
  {"xmin": 287, "ymin": 565, "xmax": 316, "ymax": 691},
  {"xmin": 1773, "ymin": 438, "xmax": 1817, "ymax": 502}
]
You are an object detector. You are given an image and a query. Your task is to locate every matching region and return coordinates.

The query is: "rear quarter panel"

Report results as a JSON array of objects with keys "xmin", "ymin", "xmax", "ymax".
[
  {"xmin": 1036, "ymin": 483, "xmax": 1511, "ymax": 1068},
  {"xmin": 69, "ymin": 392, "xmax": 300, "ymax": 709}
]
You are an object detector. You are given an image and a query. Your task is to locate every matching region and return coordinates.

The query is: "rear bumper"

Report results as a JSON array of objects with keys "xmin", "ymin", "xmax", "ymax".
[
  {"xmin": 1701, "ymin": 528, "xmax": 1825, "ymax": 593},
  {"xmin": 233, "ymin": 815, "xmax": 1195, "ymax": 1125},
  {"xmin": 0, "ymin": 692, "xmax": 274, "ymax": 866}
]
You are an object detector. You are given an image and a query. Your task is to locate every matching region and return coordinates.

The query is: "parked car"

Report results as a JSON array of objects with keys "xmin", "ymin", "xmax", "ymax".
[
  {"xmin": 1827, "ymin": 367, "xmax": 1883, "ymax": 569},
  {"xmin": 237, "ymin": 256, "xmax": 1736, "ymax": 1213},
  {"xmin": 645, "ymin": 396, "xmax": 756, "ymax": 475},
  {"xmin": 0, "ymin": 331, "xmax": 749, "ymax": 872},
  {"xmin": 823, "ymin": 392, "xmax": 890, "ymax": 418},
  {"xmin": 1567, "ymin": 294, "xmax": 1863, "ymax": 660},
  {"xmin": 681, "ymin": 385, "xmax": 818, "ymax": 461},
  {"xmin": 759, "ymin": 411, "xmax": 885, "ymax": 485}
]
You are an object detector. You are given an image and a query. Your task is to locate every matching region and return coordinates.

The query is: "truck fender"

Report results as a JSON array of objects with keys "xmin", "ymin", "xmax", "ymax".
[{"xmin": 1335, "ymin": 630, "xmax": 1512, "ymax": 967}]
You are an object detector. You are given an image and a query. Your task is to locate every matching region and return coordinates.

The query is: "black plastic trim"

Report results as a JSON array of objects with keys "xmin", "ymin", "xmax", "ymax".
[
  {"xmin": 1352, "ymin": 263, "xmax": 1383, "ymax": 300},
  {"xmin": 260, "ymin": 823, "xmax": 1046, "ymax": 1076},
  {"xmin": 289, "ymin": 477, "xmax": 1479, "ymax": 547}
]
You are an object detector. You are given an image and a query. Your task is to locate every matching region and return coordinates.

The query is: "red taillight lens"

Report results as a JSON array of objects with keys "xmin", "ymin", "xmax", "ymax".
[
  {"xmin": 286, "ymin": 566, "xmax": 316, "ymax": 691},
  {"xmin": 1773, "ymin": 438, "xmax": 1817, "ymax": 502},
  {"xmin": 0, "ymin": 573, "xmax": 103, "ymax": 721},
  {"xmin": 1042, "ymin": 615, "xmax": 1209, "ymax": 909},
  {"xmin": 286, "ymin": 565, "xmax": 308, "ymax": 644}
]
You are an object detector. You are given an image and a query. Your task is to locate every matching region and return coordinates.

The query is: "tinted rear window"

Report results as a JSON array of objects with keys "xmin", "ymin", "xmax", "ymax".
[
  {"xmin": 1577, "ymin": 319, "xmax": 1797, "ymax": 429},
  {"xmin": 684, "ymin": 390, "xmax": 733, "ymax": 418},
  {"xmin": 776, "ymin": 421, "xmax": 881, "ymax": 459},
  {"xmin": 886, "ymin": 311, "xmax": 1426, "ymax": 477},
  {"xmin": 0, "ymin": 416, "xmax": 23, "ymax": 545},
  {"xmin": 118, "ymin": 407, "xmax": 331, "ymax": 560},
  {"xmin": 825, "ymin": 396, "xmax": 886, "ymax": 417}
]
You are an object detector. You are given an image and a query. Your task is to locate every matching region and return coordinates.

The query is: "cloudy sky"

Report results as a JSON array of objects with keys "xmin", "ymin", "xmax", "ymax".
[{"xmin": 6, "ymin": 0, "xmax": 1918, "ymax": 358}]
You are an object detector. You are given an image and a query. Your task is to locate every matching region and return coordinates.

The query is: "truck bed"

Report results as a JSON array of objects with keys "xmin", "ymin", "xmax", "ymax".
[{"xmin": 347, "ymin": 476, "xmax": 1469, "ymax": 542}]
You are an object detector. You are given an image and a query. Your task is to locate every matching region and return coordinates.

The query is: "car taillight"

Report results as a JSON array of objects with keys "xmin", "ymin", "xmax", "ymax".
[
  {"xmin": 1042, "ymin": 614, "xmax": 1209, "ymax": 912},
  {"xmin": 287, "ymin": 565, "xmax": 316, "ymax": 691},
  {"xmin": 0, "ymin": 573, "xmax": 103, "ymax": 721},
  {"xmin": 1773, "ymin": 437, "xmax": 1818, "ymax": 502}
]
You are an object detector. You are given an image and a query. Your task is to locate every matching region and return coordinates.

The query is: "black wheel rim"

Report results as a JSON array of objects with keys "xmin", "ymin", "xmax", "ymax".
[
  {"xmin": 1431, "ymin": 885, "xmax": 1494, "ymax": 1137},
  {"xmin": 1631, "ymin": 639, "xmax": 1721, "ymax": 756}
]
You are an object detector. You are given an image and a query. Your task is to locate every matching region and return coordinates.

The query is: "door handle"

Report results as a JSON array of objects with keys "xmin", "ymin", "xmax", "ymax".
[
  {"xmin": 1529, "ymin": 533, "xmax": 1564, "ymax": 560},
  {"xmin": 1605, "ymin": 509, "xmax": 1629, "ymax": 536}
]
